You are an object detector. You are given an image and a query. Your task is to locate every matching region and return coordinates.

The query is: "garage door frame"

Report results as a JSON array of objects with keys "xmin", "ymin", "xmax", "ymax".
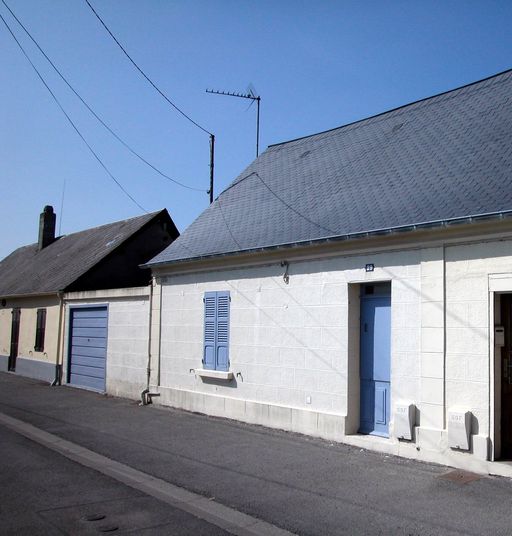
[{"xmin": 67, "ymin": 304, "xmax": 109, "ymax": 393}]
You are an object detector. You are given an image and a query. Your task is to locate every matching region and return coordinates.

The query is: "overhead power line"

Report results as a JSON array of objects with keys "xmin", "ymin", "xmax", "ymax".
[
  {"xmin": 221, "ymin": 171, "xmax": 336, "ymax": 236},
  {"xmin": 84, "ymin": 0, "xmax": 211, "ymax": 137},
  {"xmin": 205, "ymin": 168, "xmax": 337, "ymax": 253},
  {"xmin": 216, "ymin": 195, "xmax": 242, "ymax": 249},
  {"xmin": 84, "ymin": 0, "xmax": 216, "ymax": 203},
  {"xmin": 0, "ymin": 11, "xmax": 147, "ymax": 213},
  {"xmin": 2, "ymin": 0, "xmax": 204, "ymax": 193},
  {"xmin": 253, "ymin": 172, "xmax": 336, "ymax": 235}
]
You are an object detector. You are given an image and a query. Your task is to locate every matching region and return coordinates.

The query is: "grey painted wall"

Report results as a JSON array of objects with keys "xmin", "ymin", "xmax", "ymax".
[{"xmin": 15, "ymin": 357, "xmax": 54, "ymax": 383}]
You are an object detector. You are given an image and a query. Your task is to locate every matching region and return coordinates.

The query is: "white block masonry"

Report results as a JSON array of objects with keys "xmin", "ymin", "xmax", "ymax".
[
  {"xmin": 156, "ymin": 249, "xmax": 422, "ymax": 433},
  {"xmin": 445, "ymin": 239, "xmax": 512, "ymax": 444},
  {"xmin": 105, "ymin": 298, "xmax": 150, "ymax": 399},
  {"xmin": 149, "ymin": 234, "xmax": 512, "ymax": 474},
  {"xmin": 64, "ymin": 288, "xmax": 150, "ymax": 400},
  {"xmin": 418, "ymin": 247, "xmax": 445, "ymax": 437}
]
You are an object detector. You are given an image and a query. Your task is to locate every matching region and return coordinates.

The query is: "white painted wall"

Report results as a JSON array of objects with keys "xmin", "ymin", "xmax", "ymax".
[
  {"xmin": 64, "ymin": 287, "xmax": 150, "ymax": 400},
  {"xmin": 153, "ymin": 237, "xmax": 512, "ymax": 476},
  {"xmin": 445, "ymin": 239, "xmax": 512, "ymax": 448},
  {"xmin": 157, "ymin": 249, "xmax": 424, "ymax": 436},
  {"xmin": 105, "ymin": 297, "xmax": 150, "ymax": 399}
]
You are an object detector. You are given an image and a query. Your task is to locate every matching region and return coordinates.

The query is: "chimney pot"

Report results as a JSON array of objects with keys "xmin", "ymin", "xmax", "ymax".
[{"xmin": 38, "ymin": 205, "xmax": 56, "ymax": 250}]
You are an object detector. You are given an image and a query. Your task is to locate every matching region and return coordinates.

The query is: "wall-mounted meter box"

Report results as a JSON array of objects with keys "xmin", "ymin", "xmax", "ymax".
[
  {"xmin": 394, "ymin": 403, "xmax": 416, "ymax": 440},
  {"xmin": 448, "ymin": 408, "xmax": 472, "ymax": 450},
  {"xmin": 495, "ymin": 326, "xmax": 505, "ymax": 347}
]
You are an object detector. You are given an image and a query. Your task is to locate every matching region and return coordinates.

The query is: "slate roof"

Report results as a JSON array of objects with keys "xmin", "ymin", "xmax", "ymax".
[
  {"xmin": 149, "ymin": 70, "xmax": 512, "ymax": 267},
  {"xmin": 0, "ymin": 211, "xmax": 164, "ymax": 297}
]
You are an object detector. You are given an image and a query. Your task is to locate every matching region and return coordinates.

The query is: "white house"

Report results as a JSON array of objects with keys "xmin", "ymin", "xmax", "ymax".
[{"xmin": 144, "ymin": 70, "xmax": 512, "ymax": 475}]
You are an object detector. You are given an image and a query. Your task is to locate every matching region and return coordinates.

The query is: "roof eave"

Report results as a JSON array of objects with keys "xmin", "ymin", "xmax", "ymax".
[
  {"xmin": 145, "ymin": 209, "xmax": 512, "ymax": 270},
  {"xmin": 0, "ymin": 290, "xmax": 61, "ymax": 300}
]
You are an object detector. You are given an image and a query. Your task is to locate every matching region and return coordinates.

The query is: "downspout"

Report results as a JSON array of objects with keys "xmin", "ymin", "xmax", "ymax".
[
  {"xmin": 157, "ymin": 277, "xmax": 163, "ymax": 387},
  {"xmin": 442, "ymin": 244, "xmax": 447, "ymax": 430},
  {"xmin": 51, "ymin": 291, "xmax": 64, "ymax": 386},
  {"xmin": 146, "ymin": 278, "xmax": 154, "ymax": 390},
  {"xmin": 140, "ymin": 278, "xmax": 159, "ymax": 405}
]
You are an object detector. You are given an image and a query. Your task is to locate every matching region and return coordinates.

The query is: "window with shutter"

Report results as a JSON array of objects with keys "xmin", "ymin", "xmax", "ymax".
[
  {"xmin": 34, "ymin": 308, "xmax": 46, "ymax": 352},
  {"xmin": 203, "ymin": 291, "xmax": 230, "ymax": 371}
]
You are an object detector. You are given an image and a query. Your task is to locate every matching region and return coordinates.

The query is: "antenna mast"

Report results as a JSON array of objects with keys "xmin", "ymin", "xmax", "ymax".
[
  {"xmin": 206, "ymin": 88, "xmax": 261, "ymax": 157},
  {"xmin": 209, "ymin": 134, "xmax": 214, "ymax": 204}
]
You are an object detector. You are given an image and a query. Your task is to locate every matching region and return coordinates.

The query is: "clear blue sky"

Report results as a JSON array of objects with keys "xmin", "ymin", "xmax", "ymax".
[{"xmin": 1, "ymin": 0, "xmax": 511, "ymax": 260}]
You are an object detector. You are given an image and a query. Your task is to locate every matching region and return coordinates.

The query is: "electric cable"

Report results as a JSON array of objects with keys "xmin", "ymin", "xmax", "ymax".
[
  {"xmin": 0, "ymin": 11, "xmax": 147, "ymax": 213},
  {"xmin": 216, "ymin": 195, "xmax": 243, "ymax": 249},
  {"xmin": 2, "ymin": 0, "xmax": 205, "ymax": 193},
  {"xmin": 84, "ymin": 0, "xmax": 212, "ymax": 137},
  {"xmin": 220, "ymin": 171, "xmax": 337, "ymax": 236},
  {"xmin": 253, "ymin": 171, "xmax": 336, "ymax": 234},
  {"xmin": 208, "ymin": 168, "xmax": 337, "ymax": 253},
  {"xmin": 84, "ymin": 2, "xmax": 333, "ymax": 247}
]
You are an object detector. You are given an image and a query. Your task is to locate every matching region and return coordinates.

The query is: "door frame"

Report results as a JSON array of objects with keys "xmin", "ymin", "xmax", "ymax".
[
  {"xmin": 358, "ymin": 282, "xmax": 392, "ymax": 437},
  {"xmin": 67, "ymin": 303, "xmax": 109, "ymax": 392},
  {"xmin": 497, "ymin": 293, "xmax": 512, "ymax": 459},
  {"xmin": 489, "ymin": 274, "xmax": 512, "ymax": 461},
  {"xmin": 490, "ymin": 288, "xmax": 512, "ymax": 461}
]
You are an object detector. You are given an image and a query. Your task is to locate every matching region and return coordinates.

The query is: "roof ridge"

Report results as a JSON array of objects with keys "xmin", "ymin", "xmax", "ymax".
[
  {"xmin": 0, "ymin": 210, "xmax": 163, "ymax": 264},
  {"xmin": 57, "ymin": 209, "xmax": 162, "ymax": 240},
  {"xmin": 268, "ymin": 68, "xmax": 512, "ymax": 149},
  {"xmin": 0, "ymin": 208, "xmax": 170, "ymax": 296}
]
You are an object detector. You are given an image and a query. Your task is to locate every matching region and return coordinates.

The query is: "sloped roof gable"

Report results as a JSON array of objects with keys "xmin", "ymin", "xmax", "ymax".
[
  {"xmin": 0, "ymin": 211, "xmax": 163, "ymax": 297},
  {"xmin": 149, "ymin": 70, "xmax": 512, "ymax": 266}
]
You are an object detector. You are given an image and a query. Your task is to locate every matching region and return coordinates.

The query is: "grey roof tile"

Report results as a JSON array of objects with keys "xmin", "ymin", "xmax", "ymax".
[
  {"xmin": 149, "ymin": 70, "xmax": 512, "ymax": 266},
  {"xmin": 0, "ymin": 211, "xmax": 163, "ymax": 297}
]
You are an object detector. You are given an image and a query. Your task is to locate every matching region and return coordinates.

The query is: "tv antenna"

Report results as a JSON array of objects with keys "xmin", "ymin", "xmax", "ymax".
[{"xmin": 206, "ymin": 86, "xmax": 261, "ymax": 157}]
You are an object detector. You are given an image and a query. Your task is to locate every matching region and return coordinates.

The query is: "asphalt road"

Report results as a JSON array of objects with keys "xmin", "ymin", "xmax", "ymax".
[
  {"xmin": 2, "ymin": 373, "xmax": 512, "ymax": 535},
  {"xmin": 0, "ymin": 424, "xmax": 230, "ymax": 535}
]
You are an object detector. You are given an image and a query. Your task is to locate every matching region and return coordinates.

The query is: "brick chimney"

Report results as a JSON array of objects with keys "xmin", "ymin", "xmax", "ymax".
[{"xmin": 38, "ymin": 205, "xmax": 56, "ymax": 250}]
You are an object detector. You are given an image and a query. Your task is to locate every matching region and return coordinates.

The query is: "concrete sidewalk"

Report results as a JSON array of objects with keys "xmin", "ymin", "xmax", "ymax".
[{"xmin": 1, "ymin": 373, "xmax": 511, "ymax": 535}]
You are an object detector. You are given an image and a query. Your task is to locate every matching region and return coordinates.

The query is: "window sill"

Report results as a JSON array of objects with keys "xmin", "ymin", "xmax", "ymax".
[{"xmin": 195, "ymin": 368, "xmax": 234, "ymax": 381}]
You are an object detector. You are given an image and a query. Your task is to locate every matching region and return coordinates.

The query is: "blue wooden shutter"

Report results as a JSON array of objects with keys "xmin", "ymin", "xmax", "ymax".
[
  {"xmin": 215, "ymin": 291, "xmax": 230, "ymax": 371},
  {"xmin": 203, "ymin": 291, "xmax": 230, "ymax": 371},
  {"xmin": 203, "ymin": 292, "xmax": 216, "ymax": 369}
]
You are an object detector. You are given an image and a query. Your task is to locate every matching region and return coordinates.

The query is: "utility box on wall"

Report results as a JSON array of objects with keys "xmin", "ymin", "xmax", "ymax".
[
  {"xmin": 394, "ymin": 403, "xmax": 416, "ymax": 440},
  {"xmin": 495, "ymin": 326, "xmax": 505, "ymax": 347},
  {"xmin": 448, "ymin": 408, "xmax": 472, "ymax": 450}
]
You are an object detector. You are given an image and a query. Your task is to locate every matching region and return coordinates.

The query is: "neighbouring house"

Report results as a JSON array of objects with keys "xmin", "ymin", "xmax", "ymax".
[
  {"xmin": 144, "ymin": 69, "xmax": 512, "ymax": 476},
  {"xmin": 0, "ymin": 206, "xmax": 178, "ymax": 394}
]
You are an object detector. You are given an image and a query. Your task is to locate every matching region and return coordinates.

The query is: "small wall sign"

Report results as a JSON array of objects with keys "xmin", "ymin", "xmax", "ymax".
[{"xmin": 365, "ymin": 263, "xmax": 374, "ymax": 272}]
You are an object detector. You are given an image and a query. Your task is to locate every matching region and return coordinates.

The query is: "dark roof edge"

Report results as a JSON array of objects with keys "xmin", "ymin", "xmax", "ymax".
[
  {"xmin": 268, "ymin": 68, "xmax": 512, "ymax": 149},
  {"xmin": 62, "ymin": 209, "xmax": 169, "ymax": 291},
  {"xmin": 2, "ymin": 210, "xmax": 166, "ymax": 256},
  {"xmin": 61, "ymin": 209, "xmax": 165, "ymax": 241},
  {"xmin": 0, "ymin": 291, "xmax": 59, "ymax": 300},
  {"xmin": 145, "ymin": 209, "xmax": 512, "ymax": 270}
]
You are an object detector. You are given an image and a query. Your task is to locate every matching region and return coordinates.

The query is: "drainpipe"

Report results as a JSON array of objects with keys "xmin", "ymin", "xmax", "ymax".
[
  {"xmin": 140, "ymin": 278, "xmax": 159, "ymax": 405},
  {"xmin": 157, "ymin": 277, "xmax": 163, "ymax": 387},
  {"xmin": 51, "ymin": 291, "xmax": 64, "ymax": 386}
]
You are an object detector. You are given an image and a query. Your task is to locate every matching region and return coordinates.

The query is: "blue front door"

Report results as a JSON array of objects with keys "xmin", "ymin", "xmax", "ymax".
[{"xmin": 359, "ymin": 290, "xmax": 391, "ymax": 437}]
